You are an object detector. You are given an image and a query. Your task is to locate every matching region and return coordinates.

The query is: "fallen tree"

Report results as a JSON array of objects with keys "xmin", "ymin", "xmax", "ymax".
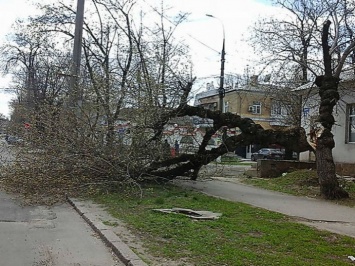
[{"xmin": 133, "ymin": 81, "xmax": 312, "ymax": 180}]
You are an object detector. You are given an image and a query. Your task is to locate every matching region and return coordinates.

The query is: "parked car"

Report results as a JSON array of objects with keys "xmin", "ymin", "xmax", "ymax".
[
  {"xmin": 251, "ymin": 148, "xmax": 284, "ymax": 161},
  {"xmin": 5, "ymin": 135, "xmax": 24, "ymax": 145}
]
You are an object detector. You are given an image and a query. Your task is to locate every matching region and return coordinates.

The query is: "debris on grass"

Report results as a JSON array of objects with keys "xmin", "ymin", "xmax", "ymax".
[{"xmin": 153, "ymin": 208, "xmax": 222, "ymax": 220}]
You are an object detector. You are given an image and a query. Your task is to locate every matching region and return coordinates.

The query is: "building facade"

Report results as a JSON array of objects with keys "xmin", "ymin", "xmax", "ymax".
[
  {"xmin": 195, "ymin": 77, "xmax": 294, "ymax": 158},
  {"xmin": 294, "ymin": 77, "xmax": 355, "ymax": 169}
]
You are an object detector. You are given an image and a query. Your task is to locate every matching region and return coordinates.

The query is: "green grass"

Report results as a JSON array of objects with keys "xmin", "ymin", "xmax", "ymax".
[
  {"xmin": 90, "ymin": 182, "xmax": 355, "ymax": 266},
  {"xmin": 219, "ymin": 155, "xmax": 253, "ymax": 166},
  {"xmin": 241, "ymin": 169, "xmax": 355, "ymax": 207}
]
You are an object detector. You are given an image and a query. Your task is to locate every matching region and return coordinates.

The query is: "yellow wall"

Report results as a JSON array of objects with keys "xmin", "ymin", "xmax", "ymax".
[{"xmin": 199, "ymin": 90, "xmax": 274, "ymax": 130}]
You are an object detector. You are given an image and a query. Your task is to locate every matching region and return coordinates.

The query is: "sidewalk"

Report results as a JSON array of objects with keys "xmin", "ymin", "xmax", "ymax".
[
  {"xmin": 67, "ymin": 198, "xmax": 148, "ymax": 266},
  {"xmin": 174, "ymin": 177, "xmax": 355, "ymax": 238}
]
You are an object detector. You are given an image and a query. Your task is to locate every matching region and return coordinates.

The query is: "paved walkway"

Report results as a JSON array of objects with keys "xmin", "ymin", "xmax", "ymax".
[
  {"xmin": 174, "ymin": 177, "xmax": 355, "ymax": 238},
  {"xmin": 67, "ymin": 198, "xmax": 148, "ymax": 266}
]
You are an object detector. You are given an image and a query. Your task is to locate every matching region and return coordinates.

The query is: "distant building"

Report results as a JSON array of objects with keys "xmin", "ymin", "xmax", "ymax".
[{"xmin": 195, "ymin": 75, "xmax": 297, "ymax": 158}]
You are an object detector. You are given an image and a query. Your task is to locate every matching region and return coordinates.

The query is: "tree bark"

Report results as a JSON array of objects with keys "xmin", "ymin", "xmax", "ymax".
[
  {"xmin": 315, "ymin": 20, "xmax": 349, "ymax": 199},
  {"xmin": 315, "ymin": 76, "xmax": 349, "ymax": 199}
]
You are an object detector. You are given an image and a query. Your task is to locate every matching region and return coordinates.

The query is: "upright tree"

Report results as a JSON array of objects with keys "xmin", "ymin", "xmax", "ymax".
[
  {"xmin": 0, "ymin": 18, "xmax": 71, "ymax": 134},
  {"xmin": 251, "ymin": 0, "xmax": 355, "ymax": 199}
]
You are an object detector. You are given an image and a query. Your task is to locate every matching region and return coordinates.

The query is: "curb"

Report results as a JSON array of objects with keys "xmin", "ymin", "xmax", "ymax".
[{"xmin": 67, "ymin": 197, "xmax": 148, "ymax": 266}]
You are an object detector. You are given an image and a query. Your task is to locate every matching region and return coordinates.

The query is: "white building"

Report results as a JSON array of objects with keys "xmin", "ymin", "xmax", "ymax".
[{"xmin": 293, "ymin": 75, "xmax": 355, "ymax": 171}]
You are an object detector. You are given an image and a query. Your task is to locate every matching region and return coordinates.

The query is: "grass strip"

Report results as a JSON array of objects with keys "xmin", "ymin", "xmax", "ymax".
[{"xmin": 91, "ymin": 182, "xmax": 355, "ymax": 266}]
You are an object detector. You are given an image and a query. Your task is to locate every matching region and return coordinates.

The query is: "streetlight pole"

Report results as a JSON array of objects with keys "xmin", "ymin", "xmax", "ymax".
[
  {"xmin": 70, "ymin": 0, "xmax": 85, "ymax": 109},
  {"xmin": 206, "ymin": 14, "xmax": 226, "ymax": 113}
]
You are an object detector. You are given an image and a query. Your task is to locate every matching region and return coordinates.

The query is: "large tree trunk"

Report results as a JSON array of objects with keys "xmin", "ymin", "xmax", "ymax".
[
  {"xmin": 315, "ymin": 128, "xmax": 348, "ymax": 199},
  {"xmin": 315, "ymin": 20, "xmax": 349, "ymax": 199},
  {"xmin": 315, "ymin": 76, "xmax": 349, "ymax": 199}
]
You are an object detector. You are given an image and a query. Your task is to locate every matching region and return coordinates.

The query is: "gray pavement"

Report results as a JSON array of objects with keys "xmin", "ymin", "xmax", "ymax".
[
  {"xmin": 174, "ymin": 177, "xmax": 355, "ymax": 238},
  {"xmin": 67, "ymin": 198, "xmax": 148, "ymax": 266},
  {"xmin": 0, "ymin": 191, "xmax": 124, "ymax": 266}
]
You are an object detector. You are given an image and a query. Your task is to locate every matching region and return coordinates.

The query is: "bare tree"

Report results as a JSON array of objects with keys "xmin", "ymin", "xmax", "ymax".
[
  {"xmin": 250, "ymin": 0, "xmax": 329, "ymax": 85},
  {"xmin": 0, "ymin": 18, "xmax": 72, "ymax": 136}
]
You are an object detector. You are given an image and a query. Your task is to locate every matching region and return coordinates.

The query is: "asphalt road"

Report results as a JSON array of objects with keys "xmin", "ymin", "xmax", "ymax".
[
  {"xmin": 175, "ymin": 177, "xmax": 355, "ymax": 238},
  {"xmin": 0, "ymin": 191, "xmax": 124, "ymax": 266}
]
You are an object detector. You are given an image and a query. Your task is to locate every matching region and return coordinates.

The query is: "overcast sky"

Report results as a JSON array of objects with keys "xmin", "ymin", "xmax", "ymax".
[{"xmin": 0, "ymin": 0, "xmax": 282, "ymax": 117}]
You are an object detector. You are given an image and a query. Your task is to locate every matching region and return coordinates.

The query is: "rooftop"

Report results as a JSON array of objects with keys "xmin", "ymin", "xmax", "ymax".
[{"xmin": 292, "ymin": 71, "xmax": 355, "ymax": 92}]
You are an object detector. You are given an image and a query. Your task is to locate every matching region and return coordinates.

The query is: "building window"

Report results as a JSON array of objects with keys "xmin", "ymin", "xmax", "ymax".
[
  {"xmin": 249, "ymin": 101, "xmax": 261, "ymax": 114},
  {"xmin": 224, "ymin": 101, "xmax": 229, "ymax": 113},
  {"xmin": 271, "ymin": 101, "xmax": 289, "ymax": 116},
  {"xmin": 347, "ymin": 104, "xmax": 355, "ymax": 143},
  {"xmin": 271, "ymin": 102, "xmax": 282, "ymax": 115}
]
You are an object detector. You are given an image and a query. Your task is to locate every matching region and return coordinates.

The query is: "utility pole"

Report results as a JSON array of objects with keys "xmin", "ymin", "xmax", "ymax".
[
  {"xmin": 70, "ymin": 0, "xmax": 85, "ymax": 109},
  {"xmin": 206, "ymin": 14, "xmax": 226, "ymax": 113},
  {"xmin": 219, "ymin": 38, "xmax": 226, "ymax": 113}
]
